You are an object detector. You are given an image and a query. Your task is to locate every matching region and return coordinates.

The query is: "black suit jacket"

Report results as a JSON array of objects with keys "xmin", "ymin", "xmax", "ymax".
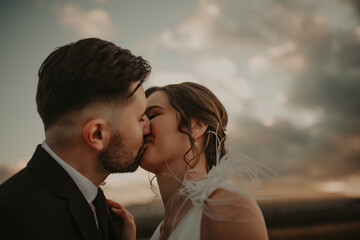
[{"xmin": 0, "ymin": 145, "xmax": 120, "ymax": 240}]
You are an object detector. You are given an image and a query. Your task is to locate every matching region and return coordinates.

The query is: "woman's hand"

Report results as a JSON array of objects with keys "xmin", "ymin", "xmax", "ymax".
[{"xmin": 107, "ymin": 199, "xmax": 136, "ymax": 240}]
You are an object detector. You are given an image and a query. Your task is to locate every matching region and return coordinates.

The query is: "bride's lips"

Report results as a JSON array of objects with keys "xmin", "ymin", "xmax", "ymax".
[
  {"xmin": 141, "ymin": 141, "xmax": 152, "ymax": 154},
  {"xmin": 137, "ymin": 134, "xmax": 154, "ymax": 159},
  {"xmin": 139, "ymin": 138, "xmax": 154, "ymax": 159}
]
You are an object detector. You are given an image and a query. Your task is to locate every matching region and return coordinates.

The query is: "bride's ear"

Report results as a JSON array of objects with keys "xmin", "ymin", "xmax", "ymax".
[
  {"xmin": 191, "ymin": 118, "xmax": 208, "ymax": 139},
  {"xmin": 82, "ymin": 119, "xmax": 110, "ymax": 151}
]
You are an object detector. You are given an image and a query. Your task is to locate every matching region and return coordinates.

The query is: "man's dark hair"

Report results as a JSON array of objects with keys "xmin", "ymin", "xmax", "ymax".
[{"xmin": 36, "ymin": 38, "xmax": 151, "ymax": 130}]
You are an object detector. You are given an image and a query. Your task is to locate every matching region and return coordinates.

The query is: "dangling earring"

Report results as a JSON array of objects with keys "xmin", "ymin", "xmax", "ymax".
[{"xmin": 194, "ymin": 135, "xmax": 198, "ymax": 147}]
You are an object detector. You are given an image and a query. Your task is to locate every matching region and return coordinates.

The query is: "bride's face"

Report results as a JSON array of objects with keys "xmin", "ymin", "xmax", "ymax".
[{"xmin": 140, "ymin": 90, "xmax": 191, "ymax": 174}]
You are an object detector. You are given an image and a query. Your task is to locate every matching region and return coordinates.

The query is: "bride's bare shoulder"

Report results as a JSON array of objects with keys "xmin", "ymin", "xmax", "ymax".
[{"xmin": 200, "ymin": 188, "xmax": 268, "ymax": 240}]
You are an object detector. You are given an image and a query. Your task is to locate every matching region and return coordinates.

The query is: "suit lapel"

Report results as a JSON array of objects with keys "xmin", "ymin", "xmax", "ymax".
[
  {"xmin": 27, "ymin": 145, "xmax": 101, "ymax": 240},
  {"xmin": 107, "ymin": 206, "xmax": 121, "ymax": 239},
  {"xmin": 67, "ymin": 195, "xmax": 101, "ymax": 240}
]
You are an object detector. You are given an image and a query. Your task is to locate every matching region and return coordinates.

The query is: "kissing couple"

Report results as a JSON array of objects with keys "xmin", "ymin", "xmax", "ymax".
[{"xmin": 0, "ymin": 38, "xmax": 268, "ymax": 240}]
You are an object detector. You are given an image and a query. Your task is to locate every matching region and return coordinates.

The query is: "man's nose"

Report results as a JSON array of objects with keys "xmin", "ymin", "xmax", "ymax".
[{"xmin": 143, "ymin": 115, "xmax": 151, "ymax": 135}]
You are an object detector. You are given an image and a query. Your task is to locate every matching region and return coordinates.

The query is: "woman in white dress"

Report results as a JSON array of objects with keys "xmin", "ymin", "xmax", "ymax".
[{"xmin": 113, "ymin": 82, "xmax": 269, "ymax": 240}]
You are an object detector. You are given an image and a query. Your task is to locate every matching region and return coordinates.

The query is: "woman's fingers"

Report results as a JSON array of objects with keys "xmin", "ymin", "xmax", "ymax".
[
  {"xmin": 107, "ymin": 199, "xmax": 134, "ymax": 222},
  {"xmin": 107, "ymin": 199, "xmax": 123, "ymax": 210},
  {"xmin": 107, "ymin": 199, "xmax": 136, "ymax": 240},
  {"xmin": 112, "ymin": 208, "xmax": 134, "ymax": 221},
  {"xmin": 111, "ymin": 207, "xmax": 126, "ymax": 217}
]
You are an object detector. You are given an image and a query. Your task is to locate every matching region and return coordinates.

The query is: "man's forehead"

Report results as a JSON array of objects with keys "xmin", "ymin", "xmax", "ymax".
[
  {"xmin": 127, "ymin": 81, "xmax": 144, "ymax": 98},
  {"xmin": 126, "ymin": 83, "xmax": 144, "ymax": 103},
  {"xmin": 126, "ymin": 85, "xmax": 146, "ymax": 111},
  {"xmin": 131, "ymin": 85, "xmax": 145, "ymax": 101}
]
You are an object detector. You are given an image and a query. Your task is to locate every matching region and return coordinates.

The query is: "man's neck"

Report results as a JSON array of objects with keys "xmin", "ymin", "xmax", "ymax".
[{"xmin": 49, "ymin": 143, "xmax": 109, "ymax": 186}]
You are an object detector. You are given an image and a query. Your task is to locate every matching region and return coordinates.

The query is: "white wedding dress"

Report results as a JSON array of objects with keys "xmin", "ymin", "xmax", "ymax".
[
  {"xmin": 150, "ymin": 148, "xmax": 271, "ymax": 240},
  {"xmin": 150, "ymin": 206, "xmax": 204, "ymax": 240}
]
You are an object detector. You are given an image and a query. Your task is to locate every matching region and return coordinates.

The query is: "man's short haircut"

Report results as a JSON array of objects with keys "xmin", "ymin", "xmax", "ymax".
[{"xmin": 36, "ymin": 38, "xmax": 151, "ymax": 130}]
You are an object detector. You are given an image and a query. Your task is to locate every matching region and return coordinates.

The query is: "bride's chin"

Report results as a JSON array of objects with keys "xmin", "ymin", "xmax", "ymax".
[
  {"xmin": 139, "ymin": 163, "xmax": 156, "ymax": 174},
  {"xmin": 139, "ymin": 156, "xmax": 159, "ymax": 174},
  {"xmin": 139, "ymin": 152, "xmax": 152, "ymax": 170}
]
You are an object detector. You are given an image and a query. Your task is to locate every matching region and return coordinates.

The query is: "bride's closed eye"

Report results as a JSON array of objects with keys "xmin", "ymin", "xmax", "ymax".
[
  {"xmin": 146, "ymin": 105, "xmax": 164, "ymax": 120},
  {"xmin": 148, "ymin": 113, "xmax": 160, "ymax": 120}
]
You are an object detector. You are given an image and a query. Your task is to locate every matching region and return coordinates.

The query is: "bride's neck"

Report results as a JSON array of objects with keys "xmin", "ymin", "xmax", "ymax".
[
  {"xmin": 156, "ymin": 153, "xmax": 208, "ymax": 207},
  {"xmin": 156, "ymin": 174, "xmax": 182, "ymax": 207}
]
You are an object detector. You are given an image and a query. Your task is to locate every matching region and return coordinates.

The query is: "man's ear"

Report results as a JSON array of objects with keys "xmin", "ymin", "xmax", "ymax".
[
  {"xmin": 82, "ymin": 119, "xmax": 110, "ymax": 151},
  {"xmin": 191, "ymin": 118, "xmax": 208, "ymax": 139}
]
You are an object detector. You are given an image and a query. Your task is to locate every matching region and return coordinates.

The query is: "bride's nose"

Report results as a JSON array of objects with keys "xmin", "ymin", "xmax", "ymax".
[{"xmin": 143, "ymin": 115, "xmax": 151, "ymax": 135}]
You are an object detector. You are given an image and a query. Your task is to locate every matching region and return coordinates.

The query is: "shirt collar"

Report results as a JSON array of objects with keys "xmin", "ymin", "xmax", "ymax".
[{"xmin": 41, "ymin": 140, "xmax": 98, "ymax": 203}]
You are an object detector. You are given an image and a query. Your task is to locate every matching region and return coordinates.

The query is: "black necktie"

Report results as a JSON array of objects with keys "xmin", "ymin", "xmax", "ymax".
[{"xmin": 92, "ymin": 188, "xmax": 113, "ymax": 240}]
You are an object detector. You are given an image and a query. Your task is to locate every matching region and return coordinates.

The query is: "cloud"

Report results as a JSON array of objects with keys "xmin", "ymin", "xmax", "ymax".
[
  {"xmin": 146, "ymin": 70, "xmax": 199, "ymax": 87},
  {"xmin": 289, "ymin": 31, "xmax": 360, "ymax": 129},
  {"xmin": 58, "ymin": 4, "xmax": 115, "ymax": 39},
  {"xmin": 248, "ymin": 41, "xmax": 307, "ymax": 76},
  {"xmin": 349, "ymin": 0, "xmax": 360, "ymax": 17},
  {"xmin": 195, "ymin": 56, "xmax": 236, "ymax": 79},
  {"xmin": 92, "ymin": 0, "xmax": 109, "ymax": 3},
  {"xmin": 280, "ymin": 6, "xmax": 360, "ymax": 179},
  {"xmin": 146, "ymin": 67, "xmax": 252, "ymax": 115},
  {"xmin": 148, "ymin": 0, "xmax": 341, "ymax": 53},
  {"xmin": 192, "ymin": 56, "xmax": 253, "ymax": 112},
  {"xmin": 228, "ymin": 114, "xmax": 311, "ymax": 173},
  {"xmin": 244, "ymin": 33, "xmax": 360, "ymax": 180},
  {"xmin": 229, "ymin": 1, "xmax": 360, "ymax": 180},
  {"xmin": 150, "ymin": 0, "xmax": 220, "ymax": 51}
]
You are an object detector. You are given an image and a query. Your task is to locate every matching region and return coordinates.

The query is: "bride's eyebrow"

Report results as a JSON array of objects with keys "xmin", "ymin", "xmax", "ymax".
[{"xmin": 146, "ymin": 105, "xmax": 164, "ymax": 113}]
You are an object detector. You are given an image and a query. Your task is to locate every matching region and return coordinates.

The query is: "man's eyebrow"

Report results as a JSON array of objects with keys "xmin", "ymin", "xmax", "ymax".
[{"xmin": 146, "ymin": 105, "xmax": 164, "ymax": 113}]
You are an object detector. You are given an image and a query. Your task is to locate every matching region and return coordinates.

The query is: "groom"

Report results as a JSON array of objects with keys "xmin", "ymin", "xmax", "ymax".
[{"xmin": 0, "ymin": 38, "xmax": 151, "ymax": 240}]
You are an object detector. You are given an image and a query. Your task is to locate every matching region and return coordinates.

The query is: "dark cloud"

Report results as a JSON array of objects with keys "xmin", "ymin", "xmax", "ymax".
[
  {"xmin": 284, "ymin": 9, "xmax": 360, "ymax": 178},
  {"xmin": 208, "ymin": 0, "xmax": 331, "ymax": 48},
  {"xmin": 229, "ymin": 114, "xmax": 311, "ymax": 174},
  {"xmin": 291, "ymin": 32, "xmax": 360, "ymax": 111},
  {"xmin": 290, "ymin": 27, "xmax": 360, "ymax": 131},
  {"xmin": 224, "ymin": 0, "xmax": 360, "ymax": 179},
  {"xmin": 350, "ymin": 0, "xmax": 360, "ymax": 17}
]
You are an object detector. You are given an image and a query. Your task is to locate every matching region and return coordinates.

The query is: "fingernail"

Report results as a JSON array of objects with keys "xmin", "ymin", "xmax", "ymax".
[{"xmin": 112, "ymin": 207, "xmax": 124, "ymax": 212}]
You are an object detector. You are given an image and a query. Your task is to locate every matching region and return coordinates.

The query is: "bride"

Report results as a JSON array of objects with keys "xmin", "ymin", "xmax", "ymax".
[{"xmin": 111, "ymin": 82, "xmax": 269, "ymax": 240}]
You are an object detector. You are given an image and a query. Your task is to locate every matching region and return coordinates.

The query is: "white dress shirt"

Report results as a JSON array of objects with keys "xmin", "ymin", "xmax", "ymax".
[{"xmin": 41, "ymin": 140, "xmax": 98, "ymax": 203}]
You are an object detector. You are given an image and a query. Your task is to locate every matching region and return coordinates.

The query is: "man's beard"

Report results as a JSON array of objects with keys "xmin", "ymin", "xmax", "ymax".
[{"xmin": 98, "ymin": 132, "xmax": 145, "ymax": 173}]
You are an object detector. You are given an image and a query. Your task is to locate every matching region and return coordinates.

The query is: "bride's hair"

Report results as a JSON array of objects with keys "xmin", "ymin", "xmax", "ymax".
[{"xmin": 145, "ymin": 82, "xmax": 228, "ymax": 170}]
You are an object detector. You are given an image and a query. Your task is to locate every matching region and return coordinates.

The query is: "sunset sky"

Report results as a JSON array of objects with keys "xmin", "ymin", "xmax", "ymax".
[{"xmin": 1, "ymin": 0, "xmax": 359, "ymax": 202}]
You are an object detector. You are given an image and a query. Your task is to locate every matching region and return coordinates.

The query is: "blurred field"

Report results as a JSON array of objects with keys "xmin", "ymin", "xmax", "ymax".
[{"xmin": 128, "ymin": 197, "xmax": 360, "ymax": 240}]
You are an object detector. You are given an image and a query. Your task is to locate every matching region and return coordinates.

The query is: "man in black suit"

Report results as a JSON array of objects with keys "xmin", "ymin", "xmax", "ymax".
[{"xmin": 0, "ymin": 38, "xmax": 151, "ymax": 240}]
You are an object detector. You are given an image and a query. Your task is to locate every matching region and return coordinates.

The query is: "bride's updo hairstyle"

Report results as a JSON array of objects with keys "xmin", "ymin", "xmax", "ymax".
[{"xmin": 146, "ymin": 82, "xmax": 228, "ymax": 170}]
